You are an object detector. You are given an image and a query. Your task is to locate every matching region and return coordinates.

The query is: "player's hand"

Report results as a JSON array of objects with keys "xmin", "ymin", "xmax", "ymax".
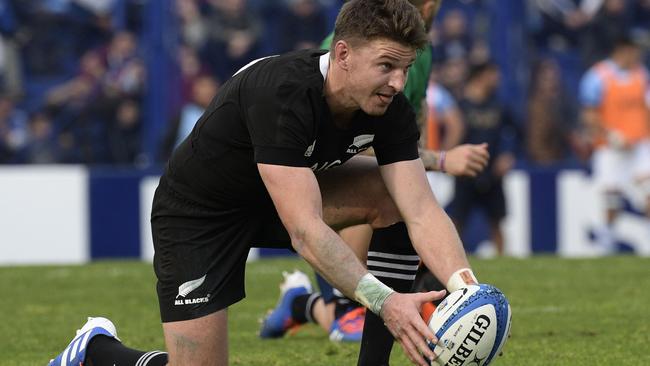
[
  {"xmin": 380, "ymin": 290, "xmax": 447, "ymax": 366},
  {"xmin": 444, "ymin": 143, "xmax": 489, "ymax": 177}
]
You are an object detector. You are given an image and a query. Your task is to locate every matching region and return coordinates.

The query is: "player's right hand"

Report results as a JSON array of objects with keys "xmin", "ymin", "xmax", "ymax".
[
  {"xmin": 380, "ymin": 290, "xmax": 447, "ymax": 366},
  {"xmin": 445, "ymin": 143, "xmax": 489, "ymax": 177}
]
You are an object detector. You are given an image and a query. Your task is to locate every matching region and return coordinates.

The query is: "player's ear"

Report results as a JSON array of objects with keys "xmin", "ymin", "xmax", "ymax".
[{"xmin": 334, "ymin": 40, "xmax": 351, "ymax": 70}]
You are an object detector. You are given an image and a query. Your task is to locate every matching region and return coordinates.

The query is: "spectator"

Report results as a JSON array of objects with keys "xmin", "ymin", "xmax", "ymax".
[
  {"xmin": 102, "ymin": 31, "xmax": 145, "ymax": 98},
  {"xmin": 525, "ymin": 58, "xmax": 577, "ymax": 165},
  {"xmin": 107, "ymin": 98, "xmax": 142, "ymax": 165},
  {"xmin": 45, "ymin": 49, "xmax": 105, "ymax": 112},
  {"xmin": 161, "ymin": 74, "xmax": 219, "ymax": 161},
  {"xmin": 581, "ymin": 0, "xmax": 630, "ymax": 67},
  {"xmin": 44, "ymin": 49, "xmax": 116, "ymax": 164},
  {"xmin": 201, "ymin": 0, "xmax": 262, "ymax": 81},
  {"xmin": 431, "ymin": 8, "xmax": 473, "ymax": 63},
  {"xmin": 423, "ymin": 77, "xmax": 464, "ymax": 151},
  {"xmin": 67, "ymin": 0, "xmax": 116, "ymax": 55},
  {"xmin": 16, "ymin": 0, "xmax": 109, "ymax": 77},
  {"xmin": 173, "ymin": 45, "xmax": 211, "ymax": 112},
  {"xmin": 176, "ymin": 0, "xmax": 208, "ymax": 50},
  {"xmin": 631, "ymin": 0, "xmax": 650, "ymax": 47},
  {"xmin": 436, "ymin": 56, "xmax": 468, "ymax": 99},
  {"xmin": 0, "ymin": 0, "xmax": 23, "ymax": 97},
  {"xmin": 528, "ymin": 0, "xmax": 600, "ymax": 53},
  {"xmin": 22, "ymin": 111, "xmax": 60, "ymax": 164},
  {"xmin": 0, "ymin": 94, "xmax": 27, "ymax": 163},
  {"xmin": 579, "ymin": 36, "xmax": 650, "ymax": 254},
  {"xmin": 277, "ymin": 0, "xmax": 327, "ymax": 52},
  {"xmin": 447, "ymin": 62, "xmax": 519, "ymax": 256},
  {"xmin": 632, "ymin": 0, "xmax": 650, "ymax": 66},
  {"xmin": 17, "ymin": 2, "xmax": 67, "ymax": 76}
]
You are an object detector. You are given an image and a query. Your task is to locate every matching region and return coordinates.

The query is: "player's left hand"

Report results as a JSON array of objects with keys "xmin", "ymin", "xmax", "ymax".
[
  {"xmin": 444, "ymin": 143, "xmax": 489, "ymax": 177},
  {"xmin": 380, "ymin": 290, "xmax": 447, "ymax": 366}
]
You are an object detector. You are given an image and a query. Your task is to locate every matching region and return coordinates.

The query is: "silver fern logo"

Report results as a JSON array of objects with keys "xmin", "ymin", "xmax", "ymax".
[
  {"xmin": 176, "ymin": 275, "xmax": 206, "ymax": 298},
  {"xmin": 304, "ymin": 140, "xmax": 316, "ymax": 157},
  {"xmin": 346, "ymin": 134, "xmax": 374, "ymax": 154},
  {"xmin": 174, "ymin": 275, "xmax": 210, "ymax": 306}
]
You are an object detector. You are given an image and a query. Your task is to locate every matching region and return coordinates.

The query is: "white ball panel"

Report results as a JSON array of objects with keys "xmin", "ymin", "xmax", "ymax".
[{"xmin": 432, "ymin": 305, "xmax": 497, "ymax": 365}]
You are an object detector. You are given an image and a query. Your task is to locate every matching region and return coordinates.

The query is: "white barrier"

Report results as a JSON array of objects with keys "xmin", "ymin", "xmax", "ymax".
[
  {"xmin": 558, "ymin": 171, "xmax": 650, "ymax": 257},
  {"xmin": 0, "ymin": 166, "xmax": 88, "ymax": 265},
  {"xmin": 1, "ymin": 167, "xmax": 648, "ymax": 265}
]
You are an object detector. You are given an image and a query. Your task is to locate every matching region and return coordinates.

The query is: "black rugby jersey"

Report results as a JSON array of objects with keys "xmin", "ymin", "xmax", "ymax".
[{"xmin": 165, "ymin": 49, "xmax": 419, "ymax": 207}]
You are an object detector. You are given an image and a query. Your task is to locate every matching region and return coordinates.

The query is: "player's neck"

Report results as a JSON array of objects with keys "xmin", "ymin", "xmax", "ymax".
[{"xmin": 323, "ymin": 67, "xmax": 358, "ymax": 125}]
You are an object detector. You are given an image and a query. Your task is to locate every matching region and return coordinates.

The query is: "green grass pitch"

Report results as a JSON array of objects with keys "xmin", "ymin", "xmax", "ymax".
[{"xmin": 1, "ymin": 256, "xmax": 649, "ymax": 365}]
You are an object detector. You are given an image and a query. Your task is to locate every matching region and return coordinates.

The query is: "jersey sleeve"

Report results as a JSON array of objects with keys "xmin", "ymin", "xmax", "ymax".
[
  {"xmin": 402, "ymin": 45, "xmax": 432, "ymax": 116},
  {"xmin": 372, "ymin": 96, "xmax": 420, "ymax": 165},
  {"xmin": 320, "ymin": 31, "xmax": 334, "ymax": 50},
  {"xmin": 579, "ymin": 68, "xmax": 604, "ymax": 107},
  {"xmin": 246, "ymin": 86, "xmax": 315, "ymax": 167},
  {"xmin": 431, "ymin": 84, "xmax": 456, "ymax": 115}
]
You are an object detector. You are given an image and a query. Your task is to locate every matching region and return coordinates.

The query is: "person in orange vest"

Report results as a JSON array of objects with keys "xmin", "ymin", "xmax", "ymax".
[
  {"xmin": 423, "ymin": 74, "xmax": 464, "ymax": 152},
  {"xmin": 579, "ymin": 35, "xmax": 650, "ymax": 254}
]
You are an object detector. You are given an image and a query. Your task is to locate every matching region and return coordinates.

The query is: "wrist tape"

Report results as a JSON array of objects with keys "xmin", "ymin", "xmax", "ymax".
[
  {"xmin": 446, "ymin": 268, "xmax": 478, "ymax": 292},
  {"xmin": 354, "ymin": 273, "xmax": 395, "ymax": 315}
]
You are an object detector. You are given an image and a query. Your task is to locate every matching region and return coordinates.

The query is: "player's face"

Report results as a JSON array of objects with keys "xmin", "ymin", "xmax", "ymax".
[
  {"xmin": 621, "ymin": 47, "xmax": 641, "ymax": 69},
  {"xmin": 346, "ymin": 39, "xmax": 416, "ymax": 116}
]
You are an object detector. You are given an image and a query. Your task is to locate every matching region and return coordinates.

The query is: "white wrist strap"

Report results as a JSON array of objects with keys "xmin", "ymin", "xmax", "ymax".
[
  {"xmin": 354, "ymin": 273, "xmax": 395, "ymax": 315},
  {"xmin": 446, "ymin": 268, "xmax": 478, "ymax": 292}
]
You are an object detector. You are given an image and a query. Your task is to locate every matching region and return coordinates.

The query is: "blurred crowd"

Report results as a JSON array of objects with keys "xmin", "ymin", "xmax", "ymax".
[
  {"xmin": 1, "ymin": 0, "xmax": 649, "ymax": 167},
  {"xmin": 0, "ymin": 0, "xmax": 147, "ymax": 164}
]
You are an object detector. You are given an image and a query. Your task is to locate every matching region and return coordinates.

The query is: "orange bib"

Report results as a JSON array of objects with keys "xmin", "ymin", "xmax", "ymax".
[{"xmin": 595, "ymin": 62, "xmax": 650, "ymax": 145}]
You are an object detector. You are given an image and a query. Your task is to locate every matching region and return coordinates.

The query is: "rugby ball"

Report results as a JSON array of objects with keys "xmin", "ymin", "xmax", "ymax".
[{"xmin": 427, "ymin": 284, "xmax": 511, "ymax": 365}]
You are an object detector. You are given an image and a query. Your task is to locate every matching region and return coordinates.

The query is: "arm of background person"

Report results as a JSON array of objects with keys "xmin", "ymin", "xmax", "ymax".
[
  {"xmin": 439, "ymin": 105, "xmax": 465, "ymax": 150},
  {"xmin": 419, "ymin": 144, "xmax": 489, "ymax": 177}
]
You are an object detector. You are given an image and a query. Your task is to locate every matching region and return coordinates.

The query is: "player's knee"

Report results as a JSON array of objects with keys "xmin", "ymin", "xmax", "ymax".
[{"xmin": 367, "ymin": 195, "xmax": 401, "ymax": 229}]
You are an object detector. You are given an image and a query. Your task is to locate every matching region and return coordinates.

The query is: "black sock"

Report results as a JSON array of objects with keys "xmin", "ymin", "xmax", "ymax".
[
  {"xmin": 86, "ymin": 335, "xmax": 168, "ymax": 366},
  {"xmin": 358, "ymin": 222, "xmax": 419, "ymax": 366},
  {"xmin": 291, "ymin": 292, "xmax": 322, "ymax": 324}
]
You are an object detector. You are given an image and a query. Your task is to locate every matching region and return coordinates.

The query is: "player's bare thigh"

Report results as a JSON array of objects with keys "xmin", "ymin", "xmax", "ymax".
[
  {"xmin": 317, "ymin": 155, "xmax": 401, "ymax": 232},
  {"xmin": 338, "ymin": 224, "xmax": 373, "ymax": 262},
  {"xmin": 163, "ymin": 309, "xmax": 228, "ymax": 366}
]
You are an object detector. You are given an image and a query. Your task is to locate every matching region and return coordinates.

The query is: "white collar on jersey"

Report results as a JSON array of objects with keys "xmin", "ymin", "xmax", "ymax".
[{"xmin": 319, "ymin": 52, "xmax": 330, "ymax": 81}]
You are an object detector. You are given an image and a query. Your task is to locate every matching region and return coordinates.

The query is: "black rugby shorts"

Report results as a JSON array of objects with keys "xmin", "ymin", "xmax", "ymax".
[{"xmin": 151, "ymin": 176, "xmax": 290, "ymax": 322}]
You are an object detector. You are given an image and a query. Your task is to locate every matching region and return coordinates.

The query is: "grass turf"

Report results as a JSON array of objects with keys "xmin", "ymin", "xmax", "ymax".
[{"xmin": 1, "ymin": 256, "xmax": 649, "ymax": 365}]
